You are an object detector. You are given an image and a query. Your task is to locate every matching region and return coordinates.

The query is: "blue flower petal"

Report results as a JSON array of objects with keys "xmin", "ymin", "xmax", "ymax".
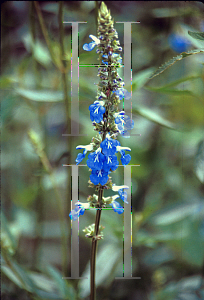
[
  {"xmin": 124, "ymin": 89, "xmax": 132, "ymax": 100},
  {"xmin": 111, "ymin": 201, "xmax": 124, "ymax": 214},
  {"xmin": 83, "ymin": 42, "xmax": 96, "ymax": 51},
  {"xmin": 102, "ymin": 60, "xmax": 108, "ymax": 65},
  {"xmin": 118, "ymin": 189, "xmax": 128, "ymax": 204},
  {"xmin": 87, "ymin": 151, "xmax": 105, "ymax": 170},
  {"xmin": 100, "ymin": 138, "xmax": 120, "ymax": 156},
  {"xmin": 121, "ymin": 153, "xmax": 131, "ymax": 165},
  {"xmin": 69, "ymin": 204, "xmax": 85, "ymax": 221},
  {"xmin": 76, "ymin": 152, "xmax": 85, "ymax": 165},
  {"xmin": 90, "ymin": 169, "xmax": 109, "ymax": 186},
  {"xmin": 89, "ymin": 102, "xmax": 106, "ymax": 123}
]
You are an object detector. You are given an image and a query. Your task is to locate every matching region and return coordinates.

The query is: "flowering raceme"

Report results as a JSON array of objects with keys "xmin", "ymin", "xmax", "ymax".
[{"xmin": 69, "ymin": 2, "xmax": 134, "ymax": 220}]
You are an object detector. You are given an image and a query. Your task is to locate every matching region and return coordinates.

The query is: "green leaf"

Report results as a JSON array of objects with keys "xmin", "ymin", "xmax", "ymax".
[
  {"xmin": 1, "ymin": 212, "xmax": 17, "ymax": 251},
  {"xmin": 194, "ymin": 140, "xmax": 204, "ymax": 183},
  {"xmin": 0, "ymin": 76, "xmax": 18, "ymax": 89},
  {"xmin": 130, "ymin": 68, "xmax": 155, "ymax": 91},
  {"xmin": 152, "ymin": 203, "xmax": 203, "ymax": 226},
  {"xmin": 145, "ymin": 86, "xmax": 194, "ymax": 96},
  {"xmin": 148, "ymin": 75, "xmax": 201, "ymax": 89},
  {"xmin": 33, "ymin": 41, "xmax": 52, "ymax": 67},
  {"xmin": 188, "ymin": 31, "xmax": 204, "ymax": 41},
  {"xmin": 2, "ymin": 260, "xmax": 36, "ymax": 293},
  {"xmin": 145, "ymin": 75, "xmax": 202, "ymax": 96},
  {"xmin": 2, "ymin": 258, "xmax": 66, "ymax": 298},
  {"xmin": 46, "ymin": 266, "xmax": 76, "ymax": 299},
  {"xmin": 149, "ymin": 49, "xmax": 204, "ymax": 79},
  {"xmin": 2, "ymin": 265, "xmax": 26, "ymax": 290},
  {"xmin": 79, "ymin": 243, "xmax": 122, "ymax": 298},
  {"xmin": 132, "ymin": 106, "xmax": 177, "ymax": 130},
  {"xmin": 23, "ymin": 34, "xmax": 52, "ymax": 67},
  {"xmin": 182, "ymin": 220, "xmax": 204, "ymax": 266},
  {"xmin": 16, "ymin": 88, "xmax": 64, "ymax": 102}
]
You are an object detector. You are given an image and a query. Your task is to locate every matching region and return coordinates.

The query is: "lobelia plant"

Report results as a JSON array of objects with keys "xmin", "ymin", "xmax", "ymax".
[{"xmin": 69, "ymin": 2, "xmax": 134, "ymax": 299}]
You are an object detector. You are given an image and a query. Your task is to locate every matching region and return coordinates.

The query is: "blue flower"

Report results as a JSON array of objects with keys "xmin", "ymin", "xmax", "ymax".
[
  {"xmin": 89, "ymin": 101, "xmax": 106, "ymax": 123},
  {"xmin": 116, "ymin": 146, "xmax": 131, "ymax": 165},
  {"xmin": 83, "ymin": 35, "xmax": 100, "ymax": 51},
  {"xmin": 102, "ymin": 60, "xmax": 108, "ymax": 65},
  {"xmin": 75, "ymin": 144, "xmax": 93, "ymax": 165},
  {"xmin": 103, "ymin": 154, "xmax": 119, "ymax": 172},
  {"xmin": 112, "ymin": 184, "xmax": 129, "ymax": 204},
  {"xmin": 87, "ymin": 148, "xmax": 105, "ymax": 170},
  {"xmin": 118, "ymin": 189, "xmax": 128, "ymax": 203},
  {"xmin": 76, "ymin": 151, "xmax": 86, "ymax": 164},
  {"xmin": 69, "ymin": 203, "xmax": 86, "ymax": 221},
  {"xmin": 120, "ymin": 150, "xmax": 131, "ymax": 165},
  {"xmin": 114, "ymin": 112, "xmax": 134, "ymax": 137},
  {"xmin": 100, "ymin": 135, "xmax": 120, "ymax": 156},
  {"xmin": 112, "ymin": 88, "xmax": 131, "ymax": 101},
  {"xmin": 168, "ymin": 33, "xmax": 190, "ymax": 53},
  {"xmin": 110, "ymin": 200, "xmax": 124, "ymax": 214},
  {"xmin": 90, "ymin": 169, "xmax": 109, "ymax": 186}
]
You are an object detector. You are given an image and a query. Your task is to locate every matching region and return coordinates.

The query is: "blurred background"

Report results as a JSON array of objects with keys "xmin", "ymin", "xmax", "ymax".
[{"xmin": 1, "ymin": 1, "xmax": 204, "ymax": 299}]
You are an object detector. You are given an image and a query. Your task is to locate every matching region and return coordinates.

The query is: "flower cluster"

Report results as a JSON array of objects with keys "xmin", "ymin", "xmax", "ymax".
[{"xmin": 69, "ymin": 2, "xmax": 134, "ymax": 221}]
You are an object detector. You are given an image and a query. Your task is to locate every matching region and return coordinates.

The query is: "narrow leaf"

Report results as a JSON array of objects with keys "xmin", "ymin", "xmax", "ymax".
[
  {"xmin": 132, "ymin": 106, "xmax": 177, "ymax": 130},
  {"xmin": 149, "ymin": 49, "xmax": 204, "ymax": 79},
  {"xmin": 147, "ymin": 75, "xmax": 201, "ymax": 89},
  {"xmin": 46, "ymin": 266, "xmax": 76, "ymax": 299},
  {"xmin": 145, "ymin": 86, "xmax": 194, "ymax": 96},
  {"xmin": 130, "ymin": 68, "xmax": 155, "ymax": 91},
  {"xmin": 152, "ymin": 203, "xmax": 204, "ymax": 226},
  {"xmin": 188, "ymin": 31, "xmax": 204, "ymax": 41},
  {"xmin": 16, "ymin": 88, "xmax": 64, "ymax": 102},
  {"xmin": 194, "ymin": 140, "xmax": 204, "ymax": 183}
]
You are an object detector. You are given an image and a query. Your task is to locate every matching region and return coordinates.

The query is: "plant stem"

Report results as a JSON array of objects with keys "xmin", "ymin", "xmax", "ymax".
[
  {"xmin": 34, "ymin": 1, "xmax": 64, "ymax": 71},
  {"xmin": 90, "ymin": 188, "xmax": 103, "ymax": 300}
]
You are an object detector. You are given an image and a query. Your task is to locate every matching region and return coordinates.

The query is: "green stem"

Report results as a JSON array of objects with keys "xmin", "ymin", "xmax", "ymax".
[
  {"xmin": 34, "ymin": 1, "xmax": 63, "ymax": 71},
  {"xmin": 58, "ymin": 1, "xmax": 70, "ymax": 126},
  {"xmin": 90, "ymin": 188, "xmax": 103, "ymax": 300}
]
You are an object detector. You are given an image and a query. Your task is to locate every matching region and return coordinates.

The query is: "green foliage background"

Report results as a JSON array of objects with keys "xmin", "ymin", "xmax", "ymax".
[{"xmin": 1, "ymin": 1, "xmax": 204, "ymax": 300}]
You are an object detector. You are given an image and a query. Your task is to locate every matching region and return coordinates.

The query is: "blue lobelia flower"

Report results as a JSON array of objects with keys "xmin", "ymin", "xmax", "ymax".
[
  {"xmin": 89, "ymin": 101, "xmax": 106, "ymax": 123},
  {"xmin": 102, "ymin": 60, "xmax": 108, "ymax": 65},
  {"xmin": 75, "ymin": 144, "xmax": 93, "ymax": 165},
  {"xmin": 90, "ymin": 169, "xmax": 109, "ymax": 186},
  {"xmin": 114, "ymin": 111, "xmax": 134, "ymax": 137},
  {"xmin": 112, "ymin": 88, "xmax": 131, "ymax": 101},
  {"xmin": 76, "ymin": 151, "xmax": 86, "ymax": 164},
  {"xmin": 116, "ymin": 146, "xmax": 131, "ymax": 165},
  {"xmin": 112, "ymin": 184, "xmax": 129, "ymax": 204},
  {"xmin": 83, "ymin": 35, "xmax": 100, "ymax": 51},
  {"xmin": 120, "ymin": 150, "xmax": 131, "ymax": 165},
  {"xmin": 110, "ymin": 200, "xmax": 124, "ymax": 214},
  {"xmin": 87, "ymin": 148, "xmax": 105, "ymax": 170},
  {"xmin": 69, "ymin": 203, "xmax": 86, "ymax": 221},
  {"xmin": 103, "ymin": 154, "xmax": 119, "ymax": 172},
  {"xmin": 100, "ymin": 134, "xmax": 120, "ymax": 156},
  {"xmin": 118, "ymin": 189, "xmax": 128, "ymax": 203}
]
